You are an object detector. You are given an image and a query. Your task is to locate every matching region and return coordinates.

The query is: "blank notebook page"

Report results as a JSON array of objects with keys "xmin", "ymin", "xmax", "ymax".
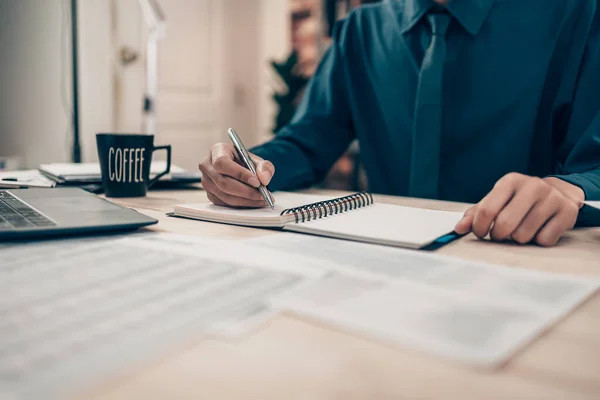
[
  {"xmin": 173, "ymin": 192, "xmax": 342, "ymax": 227},
  {"xmin": 287, "ymin": 203, "xmax": 465, "ymax": 248}
]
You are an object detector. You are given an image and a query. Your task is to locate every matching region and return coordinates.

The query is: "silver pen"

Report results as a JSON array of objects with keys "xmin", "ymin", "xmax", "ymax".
[{"xmin": 227, "ymin": 128, "xmax": 275, "ymax": 209}]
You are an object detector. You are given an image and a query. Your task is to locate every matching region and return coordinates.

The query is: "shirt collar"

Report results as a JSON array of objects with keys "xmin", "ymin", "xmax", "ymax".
[
  {"xmin": 445, "ymin": 0, "xmax": 494, "ymax": 35},
  {"xmin": 389, "ymin": 0, "xmax": 494, "ymax": 36}
]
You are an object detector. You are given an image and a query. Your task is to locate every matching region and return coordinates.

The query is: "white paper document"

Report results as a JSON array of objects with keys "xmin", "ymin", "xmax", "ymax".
[
  {"xmin": 39, "ymin": 161, "xmax": 184, "ymax": 177},
  {"xmin": 248, "ymin": 234, "xmax": 600, "ymax": 366},
  {"xmin": 584, "ymin": 201, "xmax": 600, "ymax": 210},
  {"xmin": 0, "ymin": 170, "xmax": 56, "ymax": 188},
  {"xmin": 0, "ymin": 233, "xmax": 324, "ymax": 400}
]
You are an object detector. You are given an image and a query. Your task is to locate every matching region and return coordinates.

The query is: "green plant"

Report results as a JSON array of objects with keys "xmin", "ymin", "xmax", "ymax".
[{"xmin": 270, "ymin": 51, "xmax": 309, "ymax": 134}]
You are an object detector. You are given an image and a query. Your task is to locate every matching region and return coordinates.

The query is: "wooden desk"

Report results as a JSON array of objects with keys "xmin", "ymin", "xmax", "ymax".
[{"xmin": 83, "ymin": 187, "xmax": 600, "ymax": 400}]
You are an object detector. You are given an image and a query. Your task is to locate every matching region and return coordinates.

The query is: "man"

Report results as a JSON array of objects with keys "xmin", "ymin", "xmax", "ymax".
[{"xmin": 200, "ymin": 0, "xmax": 600, "ymax": 247}]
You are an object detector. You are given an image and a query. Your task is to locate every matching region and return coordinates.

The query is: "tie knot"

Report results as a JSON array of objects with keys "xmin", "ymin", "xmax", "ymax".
[{"xmin": 427, "ymin": 13, "xmax": 451, "ymax": 36}]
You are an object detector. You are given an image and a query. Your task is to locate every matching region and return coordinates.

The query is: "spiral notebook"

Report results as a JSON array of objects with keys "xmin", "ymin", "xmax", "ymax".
[{"xmin": 170, "ymin": 192, "xmax": 465, "ymax": 249}]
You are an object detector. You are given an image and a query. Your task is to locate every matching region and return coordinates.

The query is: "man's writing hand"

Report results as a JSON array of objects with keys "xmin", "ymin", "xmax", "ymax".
[{"xmin": 199, "ymin": 143, "xmax": 275, "ymax": 208}]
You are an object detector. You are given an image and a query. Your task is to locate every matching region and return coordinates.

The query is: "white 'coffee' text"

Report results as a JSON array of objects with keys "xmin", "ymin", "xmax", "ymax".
[{"xmin": 108, "ymin": 147, "xmax": 145, "ymax": 183}]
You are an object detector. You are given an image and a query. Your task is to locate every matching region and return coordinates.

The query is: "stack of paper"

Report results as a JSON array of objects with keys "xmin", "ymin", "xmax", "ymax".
[
  {"xmin": 0, "ymin": 170, "xmax": 56, "ymax": 188},
  {"xmin": 2, "ymin": 230, "xmax": 597, "ymax": 399},
  {"xmin": 0, "ymin": 233, "xmax": 323, "ymax": 399},
  {"xmin": 245, "ymin": 233, "xmax": 600, "ymax": 366}
]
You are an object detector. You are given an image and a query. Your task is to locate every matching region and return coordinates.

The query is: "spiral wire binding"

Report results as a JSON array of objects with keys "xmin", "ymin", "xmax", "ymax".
[{"xmin": 280, "ymin": 192, "xmax": 374, "ymax": 223}]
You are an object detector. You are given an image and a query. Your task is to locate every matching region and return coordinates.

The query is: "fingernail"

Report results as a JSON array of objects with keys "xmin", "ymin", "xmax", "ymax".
[
  {"xmin": 455, "ymin": 216, "xmax": 470, "ymax": 232},
  {"xmin": 248, "ymin": 177, "xmax": 260, "ymax": 187}
]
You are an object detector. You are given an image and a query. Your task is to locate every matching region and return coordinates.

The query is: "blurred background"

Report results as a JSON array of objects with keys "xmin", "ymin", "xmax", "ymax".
[{"xmin": 0, "ymin": 0, "xmax": 379, "ymax": 190}]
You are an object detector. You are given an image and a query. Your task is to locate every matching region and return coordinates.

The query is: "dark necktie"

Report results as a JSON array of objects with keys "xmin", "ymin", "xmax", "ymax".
[{"xmin": 408, "ymin": 12, "xmax": 451, "ymax": 199}]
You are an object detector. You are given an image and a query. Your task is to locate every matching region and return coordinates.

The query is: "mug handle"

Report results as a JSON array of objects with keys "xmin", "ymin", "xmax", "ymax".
[{"xmin": 147, "ymin": 145, "xmax": 172, "ymax": 188}]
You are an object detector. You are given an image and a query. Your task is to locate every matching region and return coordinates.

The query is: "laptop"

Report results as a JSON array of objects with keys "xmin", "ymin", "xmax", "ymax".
[{"xmin": 0, "ymin": 187, "xmax": 157, "ymax": 240}]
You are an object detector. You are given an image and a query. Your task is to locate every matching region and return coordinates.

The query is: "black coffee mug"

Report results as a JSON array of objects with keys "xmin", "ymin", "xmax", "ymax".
[{"xmin": 96, "ymin": 133, "xmax": 171, "ymax": 197}]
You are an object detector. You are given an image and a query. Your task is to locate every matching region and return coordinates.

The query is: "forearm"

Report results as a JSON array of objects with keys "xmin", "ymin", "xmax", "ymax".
[
  {"xmin": 547, "ymin": 172, "xmax": 600, "ymax": 201},
  {"xmin": 252, "ymin": 19, "xmax": 355, "ymax": 193},
  {"xmin": 251, "ymin": 135, "xmax": 317, "ymax": 192},
  {"xmin": 549, "ymin": 5, "xmax": 600, "ymax": 225}
]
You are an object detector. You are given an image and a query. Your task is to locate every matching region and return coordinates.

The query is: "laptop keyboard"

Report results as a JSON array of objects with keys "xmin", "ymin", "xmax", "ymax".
[{"xmin": 0, "ymin": 191, "xmax": 56, "ymax": 229}]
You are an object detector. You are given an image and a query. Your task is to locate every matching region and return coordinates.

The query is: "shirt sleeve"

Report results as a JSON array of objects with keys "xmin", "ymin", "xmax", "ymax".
[
  {"xmin": 550, "ymin": 3, "xmax": 600, "ymax": 226},
  {"xmin": 250, "ymin": 21, "xmax": 355, "ymax": 192}
]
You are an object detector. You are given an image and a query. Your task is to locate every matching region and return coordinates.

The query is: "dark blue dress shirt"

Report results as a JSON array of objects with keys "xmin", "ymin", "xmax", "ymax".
[{"xmin": 252, "ymin": 0, "xmax": 600, "ymax": 223}]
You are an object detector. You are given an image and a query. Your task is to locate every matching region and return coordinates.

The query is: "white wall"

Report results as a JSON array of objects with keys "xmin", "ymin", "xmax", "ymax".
[
  {"xmin": 0, "ymin": 0, "xmax": 114, "ymax": 168},
  {"xmin": 77, "ymin": 0, "xmax": 115, "ymax": 163},
  {"xmin": 0, "ymin": 0, "xmax": 72, "ymax": 168},
  {"xmin": 110, "ymin": 0, "xmax": 290, "ymax": 150},
  {"xmin": 0, "ymin": 0, "xmax": 288, "ymax": 168},
  {"xmin": 257, "ymin": 0, "xmax": 290, "ymax": 144}
]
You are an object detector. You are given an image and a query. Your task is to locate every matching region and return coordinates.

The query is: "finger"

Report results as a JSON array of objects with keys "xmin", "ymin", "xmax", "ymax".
[
  {"xmin": 472, "ymin": 182, "xmax": 517, "ymax": 239},
  {"xmin": 206, "ymin": 164, "xmax": 265, "ymax": 201},
  {"xmin": 489, "ymin": 180, "xmax": 548, "ymax": 241},
  {"xmin": 206, "ymin": 191, "xmax": 227, "ymax": 207},
  {"xmin": 202, "ymin": 174, "xmax": 267, "ymax": 208},
  {"xmin": 454, "ymin": 214, "xmax": 473, "ymax": 234},
  {"xmin": 249, "ymin": 154, "xmax": 275, "ymax": 185},
  {"xmin": 256, "ymin": 160, "xmax": 275, "ymax": 186},
  {"xmin": 202, "ymin": 150, "xmax": 263, "ymax": 201},
  {"xmin": 212, "ymin": 145, "xmax": 260, "ymax": 188},
  {"xmin": 199, "ymin": 172, "xmax": 221, "ymax": 195},
  {"xmin": 201, "ymin": 158, "xmax": 264, "ymax": 201},
  {"xmin": 510, "ymin": 192, "xmax": 562, "ymax": 244},
  {"xmin": 203, "ymin": 174, "xmax": 267, "ymax": 208},
  {"xmin": 534, "ymin": 202, "xmax": 579, "ymax": 247},
  {"xmin": 454, "ymin": 206, "xmax": 476, "ymax": 234}
]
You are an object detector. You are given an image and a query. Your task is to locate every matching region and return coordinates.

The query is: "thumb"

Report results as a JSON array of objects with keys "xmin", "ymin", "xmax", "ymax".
[
  {"xmin": 256, "ymin": 160, "xmax": 275, "ymax": 186},
  {"xmin": 454, "ymin": 206, "xmax": 476, "ymax": 234}
]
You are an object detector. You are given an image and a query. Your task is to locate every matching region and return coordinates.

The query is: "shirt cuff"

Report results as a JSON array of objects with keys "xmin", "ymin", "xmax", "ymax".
[
  {"xmin": 250, "ymin": 141, "xmax": 315, "ymax": 192},
  {"xmin": 549, "ymin": 172, "xmax": 600, "ymax": 227}
]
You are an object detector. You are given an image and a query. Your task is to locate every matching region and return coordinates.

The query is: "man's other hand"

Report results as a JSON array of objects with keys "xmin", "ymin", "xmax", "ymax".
[
  {"xmin": 199, "ymin": 143, "xmax": 275, "ymax": 208},
  {"xmin": 454, "ymin": 173, "xmax": 584, "ymax": 247}
]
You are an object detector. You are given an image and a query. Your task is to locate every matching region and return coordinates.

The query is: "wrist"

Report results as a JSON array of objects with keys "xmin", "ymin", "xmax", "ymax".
[{"xmin": 544, "ymin": 177, "xmax": 585, "ymax": 204}]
